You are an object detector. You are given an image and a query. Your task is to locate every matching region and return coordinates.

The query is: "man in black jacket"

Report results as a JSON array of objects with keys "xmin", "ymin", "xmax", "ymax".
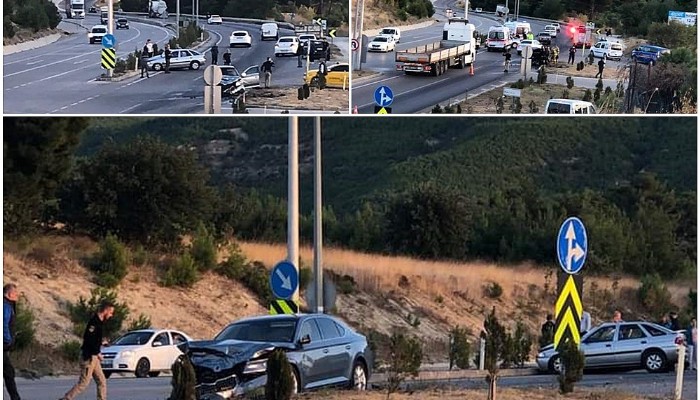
[
  {"xmin": 60, "ymin": 302, "xmax": 115, "ymax": 400},
  {"xmin": 4, "ymin": 283, "xmax": 21, "ymax": 400}
]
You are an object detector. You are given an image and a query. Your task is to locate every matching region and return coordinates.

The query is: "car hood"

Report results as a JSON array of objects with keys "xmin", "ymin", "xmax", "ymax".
[{"xmin": 539, "ymin": 343, "xmax": 555, "ymax": 353}]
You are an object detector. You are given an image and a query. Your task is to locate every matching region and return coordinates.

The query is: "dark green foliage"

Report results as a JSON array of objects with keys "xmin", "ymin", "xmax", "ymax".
[
  {"xmin": 170, "ymin": 23, "xmax": 205, "ymax": 49},
  {"xmin": 485, "ymin": 282, "xmax": 503, "ymax": 299},
  {"xmin": 512, "ymin": 320, "xmax": 532, "ymax": 367},
  {"xmin": 8, "ymin": 0, "xmax": 59, "ymax": 33},
  {"xmin": 638, "ymin": 273, "xmax": 673, "ymax": 318},
  {"xmin": 299, "ymin": 267, "xmax": 312, "ymax": 291},
  {"xmin": 687, "ymin": 290, "xmax": 697, "ymax": 318},
  {"xmin": 128, "ymin": 314, "xmax": 152, "ymax": 331},
  {"xmin": 331, "ymin": 272, "xmax": 357, "ymax": 295},
  {"xmin": 4, "ymin": 15, "xmax": 16, "ymax": 38},
  {"xmin": 67, "ymin": 288, "xmax": 129, "ymax": 340},
  {"xmin": 582, "ymin": 89, "xmax": 592, "ymax": 102},
  {"xmin": 528, "ymin": 100, "xmax": 539, "ymax": 113},
  {"xmin": 386, "ymin": 332, "xmax": 422, "ymax": 396},
  {"xmin": 566, "ymin": 76, "xmax": 575, "ymax": 89},
  {"xmin": 92, "ymin": 234, "xmax": 130, "ymax": 288},
  {"xmin": 162, "ymin": 254, "xmax": 200, "ymax": 288},
  {"xmin": 169, "ymin": 355, "xmax": 196, "ymax": 400},
  {"xmin": 4, "ymin": 119, "xmax": 87, "ymax": 236},
  {"xmin": 265, "ymin": 349, "xmax": 294, "ymax": 400},
  {"xmin": 60, "ymin": 136, "xmax": 217, "ymax": 246},
  {"xmin": 60, "ymin": 340, "xmax": 82, "ymax": 362},
  {"xmin": 190, "ymin": 223, "xmax": 217, "ymax": 272},
  {"xmin": 449, "ymin": 326, "xmax": 471, "ymax": 370},
  {"xmin": 558, "ymin": 339, "xmax": 585, "ymax": 393},
  {"xmin": 482, "ymin": 307, "xmax": 506, "ymax": 373},
  {"xmin": 431, "ymin": 104, "xmax": 443, "ymax": 113},
  {"xmin": 13, "ymin": 300, "xmax": 36, "ymax": 350},
  {"xmin": 217, "ymin": 252, "xmax": 273, "ymax": 305}
]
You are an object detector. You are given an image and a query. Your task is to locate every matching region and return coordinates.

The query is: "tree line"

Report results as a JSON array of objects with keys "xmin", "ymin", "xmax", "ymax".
[
  {"xmin": 4, "ymin": 0, "xmax": 61, "ymax": 39},
  {"xmin": 4, "ymin": 118, "xmax": 696, "ymax": 280}
]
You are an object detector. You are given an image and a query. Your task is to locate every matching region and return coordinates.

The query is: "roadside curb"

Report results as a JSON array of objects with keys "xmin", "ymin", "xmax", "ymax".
[
  {"xmin": 3, "ymin": 33, "xmax": 64, "ymax": 55},
  {"xmin": 95, "ymin": 70, "xmax": 141, "ymax": 82},
  {"xmin": 369, "ymin": 368, "xmax": 539, "ymax": 384},
  {"xmin": 363, "ymin": 19, "xmax": 436, "ymax": 37}
]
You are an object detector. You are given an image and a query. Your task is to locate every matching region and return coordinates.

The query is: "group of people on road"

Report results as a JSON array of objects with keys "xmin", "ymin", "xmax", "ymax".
[
  {"xmin": 140, "ymin": 39, "xmax": 172, "ymax": 78},
  {"xmin": 4, "ymin": 282, "xmax": 116, "ymax": 400}
]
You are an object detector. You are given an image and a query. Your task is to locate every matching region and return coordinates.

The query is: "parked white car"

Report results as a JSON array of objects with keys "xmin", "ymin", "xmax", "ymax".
[
  {"xmin": 517, "ymin": 39, "xmax": 542, "ymax": 55},
  {"xmin": 590, "ymin": 40, "xmax": 623, "ymax": 60},
  {"xmin": 379, "ymin": 27, "xmax": 401, "ymax": 43},
  {"xmin": 368, "ymin": 35, "xmax": 396, "ymax": 52},
  {"xmin": 274, "ymin": 36, "xmax": 299, "ymax": 56},
  {"xmin": 207, "ymin": 15, "xmax": 223, "ymax": 24},
  {"xmin": 100, "ymin": 329, "xmax": 192, "ymax": 378},
  {"xmin": 544, "ymin": 24, "xmax": 557, "ymax": 37},
  {"xmin": 229, "ymin": 30, "xmax": 252, "ymax": 47}
]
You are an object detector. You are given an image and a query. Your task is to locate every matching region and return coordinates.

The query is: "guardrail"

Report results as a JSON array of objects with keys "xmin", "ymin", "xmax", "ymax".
[{"xmin": 114, "ymin": 11, "xmax": 295, "ymax": 30}]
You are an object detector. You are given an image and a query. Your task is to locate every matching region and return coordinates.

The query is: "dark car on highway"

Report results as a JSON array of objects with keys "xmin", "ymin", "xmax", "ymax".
[
  {"xmin": 116, "ymin": 18, "xmax": 129, "ymax": 29},
  {"xmin": 183, "ymin": 314, "xmax": 372, "ymax": 400},
  {"xmin": 301, "ymin": 39, "xmax": 332, "ymax": 62},
  {"xmin": 631, "ymin": 44, "xmax": 670, "ymax": 65}
]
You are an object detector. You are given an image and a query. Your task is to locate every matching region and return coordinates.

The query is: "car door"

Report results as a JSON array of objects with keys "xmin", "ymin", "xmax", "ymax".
[
  {"xmin": 580, "ymin": 325, "xmax": 618, "ymax": 368},
  {"xmin": 296, "ymin": 318, "xmax": 326, "ymax": 389},
  {"xmin": 615, "ymin": 324, "xmax": 648, "ymax": 366},
  {"xmin": 168, "ymin": 331, "xmax": 188, "ymax": 368},
  {"xmin": 592, "ymin": 42, "xmax": 602, "ymax": 57},
  {"xmin": 241, "ymin": 66, "xmax": 260, "ymax": 86},
  {"xmin": 150, "ymin": 331, "xmax": 172, "ymax": 370},
  {"xmin": 316, "ymin": 317, "xmax": 351, "ymax": 385}
]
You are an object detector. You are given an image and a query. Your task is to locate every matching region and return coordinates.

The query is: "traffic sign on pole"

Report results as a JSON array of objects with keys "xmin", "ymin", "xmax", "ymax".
[
  {"xmin": 554, "ymin": 273, "xmax": 583, "ymax": 350},
  {"xmin": 374, "ymin": 85, "xmax": 393, "ymax": 107},
  {"xmin": 269, "ymin": 299, "xmax": 299, "ymax": 315},
  {"xmin": 270, "ymin": 261, "xmax": 299, "ymax": 300},
  {"xmin": 328, "ymin": 29, "xmax": 337, "ymax": 38},
  {"xmin": 351, "ymin": 39, "xmax": 359, "ymax": 51},
  {"xmin": 556, "ymin": 217, "xmax": 587, "ymax": 274},
  {"xmin": 100, "ymin": 48, "xmax": 116, "ymax": 69},
  {"xmin": 101, "ymin": 33, "xmax": 116, "ymax": 49}
]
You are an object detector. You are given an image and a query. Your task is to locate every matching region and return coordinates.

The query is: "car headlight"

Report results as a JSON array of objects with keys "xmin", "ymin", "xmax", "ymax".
[
  {"xmin": 537, "ymin": 352, "xmax": 545, "ymax": 358},
  {"xmin": 120, "ymin": 351, "xmax": 134, "ymax": 359},
  {"xmin": 243, "ymin": 359, "xmax": 267, "ymax": 375}
]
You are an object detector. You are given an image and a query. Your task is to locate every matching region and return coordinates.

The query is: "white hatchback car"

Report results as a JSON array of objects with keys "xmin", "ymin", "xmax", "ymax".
[
  {"xmin": 590, "ymin": 40, "xmax": 623, "ymax": 61},
  {"xmin": 229, "ymin": 30, "xmax": 252, "ymax": 47},
  {"xmin": 100, "ymin": 329, "xmax": 192, "ymax": 378},
  {"xmin": 368, "ymin": 35, "xmax": 396, "ymax": 52},
  {"xmin": 274, "ymin": 36, "xmax": 300, "ymax": 56},
  {"xmin": 207, "ymin": 15, "xmax": 223, "ymax": 24},
  {"xmin": 517, "ymin": 39, "xmax": 542, "ymax": 55}
]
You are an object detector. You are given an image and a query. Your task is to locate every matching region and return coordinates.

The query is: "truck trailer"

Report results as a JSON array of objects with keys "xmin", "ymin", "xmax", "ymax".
[
  {"xmin": 65, "ymin": 0, "xmax": 85, "ymax": 18},
  {"xmin": 395, "ymin": 18, "xmax": 477, "ymax": 76},
  {"xmin": 149, "ymin": 0, "xmax": 168, "ymax": 18}
]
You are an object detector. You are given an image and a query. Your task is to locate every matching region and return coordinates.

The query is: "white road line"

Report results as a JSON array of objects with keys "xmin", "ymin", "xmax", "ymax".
[
  {"xmin": 353, "ymin": 75, "xmax": 401, "ymax": 89},
  {"xmin": 26, "ymin": 60, "xmax": 43, "ymax": 65},
  {"xmin": 119, "ymin": 103, "xmax": 143, "ymax": 113},
  {"xmin": 74, "ymin": 59, "xmax": 89, "ymax": 64}
]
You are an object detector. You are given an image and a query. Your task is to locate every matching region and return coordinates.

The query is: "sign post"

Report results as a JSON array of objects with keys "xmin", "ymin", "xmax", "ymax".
[
  {"xmin": 374, "ymin": 85, "xmax": 393, "ymax": 114},
  {"xmin": 554, "ymin": 217, "xmax": 587, "ymax": 352},
  {"xmin": 203, "ymin": 65, "xmax": 222, "ymax": 114},
  {"xmin": 107, "ymin": 0, "xmax": 114, "ymax": 78},
  {"xmin": 101, "ymin": 33, "xmax": 117, "ymax": 73},
  {"xmin": 269, "ymin": 261, "xmax": 300, "ymax": 314}
]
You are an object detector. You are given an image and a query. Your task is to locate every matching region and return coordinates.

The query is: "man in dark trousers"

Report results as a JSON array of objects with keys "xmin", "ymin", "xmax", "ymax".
[
  {"xmin": 540, "ymin": 313, "xmax": 555, "ymax": 347},
  {"xmin": 211, "ymin": 44, "xmax": 219, "ymax": 65},
  {"xmin": 317, "ymin": 60, "xmax": 328, "ymax": 88},
  {"xmin": 223, "ymin": 49, "xmax": 231, "ymax": 65},
  {"xmin": 503, "ymin": 47, "xmax": 512, "ymax": 72},
  {"xmin": 568, "ymin": 46, "xmax": 576, "ymax": 64},
  {"xmin": 164, "ymin": 44, "xmax": 172, "ymax": 73},
  {"xmin": 140, "ymin": 50, "xmax": 150, "ymax": 78},
  {"xmin": 4, "ymin": 283, "xmax": 21, "ymax": 400},
  {"xmin": 261, "ymin": 57, "xmax": 275, "ymax": 88},
  {"xmin": 60, "ymin": 302, "xmax": 115, "ymax": 400},
  {"xmin": 595, "ymin": 58, "xmax": 605, "ymax": 78},
  {"xmin": 297, "ymin": 41, "xmax": 304, "ymax": 68}
]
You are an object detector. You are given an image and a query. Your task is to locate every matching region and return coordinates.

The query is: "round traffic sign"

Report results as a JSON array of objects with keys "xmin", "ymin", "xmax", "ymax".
[
  {"xmin": 351, "ymin": 39, "xmax": 359, "ymax": 51},
  {"xmin": 203, "ymin": 65, "xmax": 222, "ymax": 86},
  {"xmin": 556, "ymin": 217, "xmax": 588, "ymax": 274}
]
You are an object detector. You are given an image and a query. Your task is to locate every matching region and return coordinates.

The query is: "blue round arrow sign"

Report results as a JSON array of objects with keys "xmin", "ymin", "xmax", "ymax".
[
  {"xmin": 102, "ymin": 33, "xmax": 116, "ymax": 49},
  {"xmin": 270, "ymin": 261, "xmax": 298, "ymax": 300},
  {"xmin": 374, "ymin": 85, "xmax": 393, "ymax": 107},
  {"xmin": 556, "ymin": 217, "xmax": 588, "ymax": 274}
]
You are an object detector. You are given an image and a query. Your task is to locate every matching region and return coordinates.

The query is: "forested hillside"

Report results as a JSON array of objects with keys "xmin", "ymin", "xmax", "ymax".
[{"xmin": 8, "ymin": 117, "xmax": 697, "ymax": 281}]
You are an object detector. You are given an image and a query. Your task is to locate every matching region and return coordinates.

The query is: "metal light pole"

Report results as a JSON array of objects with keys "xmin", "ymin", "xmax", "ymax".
[
  {"xmin": 196, "ymin": 0, "xmax": 199, "ymax": 25},
  {"xmin": 107, "ymin": 0, "xmax": 114, "ymax": 77},
  {"xmin": 313, "ymin": 117, "xmax": 324, "ymax": 314},
  {"xmin": 288, "ymin": 117, "xmax": 300, "ymax": 308},
  {"xmin": 176, "ymin": 0, "xmax": 180, "ymax": 39}
]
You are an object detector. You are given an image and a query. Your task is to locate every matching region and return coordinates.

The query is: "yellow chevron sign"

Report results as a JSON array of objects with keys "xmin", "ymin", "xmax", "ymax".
[
  {"xmin": 270, "ymin": 299, "xmax": 299, "ymax": 315},
  {"xmin": 101, "ymin": 48, "xmax": 116, "ymax": 70},
  {"xmin": 554, "ymin": 273, "xmax": 583, "ymax": 350}
]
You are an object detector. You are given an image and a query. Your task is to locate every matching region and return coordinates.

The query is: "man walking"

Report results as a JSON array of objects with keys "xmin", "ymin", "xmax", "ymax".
[
  {"xmin": 502, "ymin": 47, "xmax": 512, "ymax": 73},
  {"xmin": 568, "ymin": 46, "xmax": 576, "ymax": 64},
  {"xmin": 60, "ymin": 302, "xmax": 115, "ymax": 400},
  {"xmin": 595, "ymin": 58, "xmax": 605, "ymax": 78},
  {"xmin": 140, "ymin": 50, "xmax": 150, "ymax": 78},
  {"xmin": 296, "ymin": 42, "xmax": 304, "ymax": 68},
  {"xmin": 211, "ymin": 44, "xmax": 219, "ymax": 65},
  {"xmin": 164, "ymin": 44, "xmax": 172, "ymax": 73},
  {"xmin": 261, "ymin": 57, "xmax": 275, "ymax": 88},
  {"xmin": 223, "ymin": 49, "xmax": 231, "ymax": 66},
  {"xmin": 4, "ymin": 284, "xmax": 21, "ymax": 400}
]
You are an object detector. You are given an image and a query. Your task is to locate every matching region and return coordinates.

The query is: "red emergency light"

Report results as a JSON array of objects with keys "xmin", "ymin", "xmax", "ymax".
[{"xmin": 570, "ymin": 27, "xmax": 576, "ymax": 34}]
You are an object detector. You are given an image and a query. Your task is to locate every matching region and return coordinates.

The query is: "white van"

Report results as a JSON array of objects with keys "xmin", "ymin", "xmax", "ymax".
[
  {"xmin": 545, "ymin": 99, "xmax": 597, "ymax": 114},
  {"xmin": 590, "ymin": 40, "xmax": 623, "ymax": 61},
  {"xmin": 486, "ymin": 26, "xmax": 512, "ymax": 51},
  {"xmin": 261, "ymin": 22, "xmax": 279, "ymax": 41},
  {"xmin": 504, "ymin": 21, "xmax": 531, "ymax": 37},
  {"xmin": 379, "ymin": 27, "xmax": 401, "ymax": 43}
]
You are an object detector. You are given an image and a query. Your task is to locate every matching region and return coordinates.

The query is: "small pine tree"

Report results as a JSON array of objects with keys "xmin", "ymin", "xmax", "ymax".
[
  {"xmin": 386, "ymin": 332, "xmax": 422, "ymax": 399},
  {"xmin": 582, "ymin": 89, "xmax": 592, "ymax": 102},
  {"xmin": 528, "ymin": 100, "xmax": 539, "ymax": 113},
  {"xmin": 562, "ymin": 90, "xmax": 570, "ymax": 99},
  {"xmin": 456, "ymin": 104, "xmax": 463, "ymax": 113},
  {"xmin": 265, "ymin": 349, "xmax": 294, "ymax": 400},
  {"xmin": 93, "ymin": 233, "xmax": 130, "ymax": 288},
  {"xmin": 558, "ymin": 339, "xmax": 585, "ymax": 393},
  {"xmin": 190, "ymin": 223, "xmax": 217, "ymax": 272},
  {"xmin": 594, "ymin": 88, "xmax": 601, "ymax": 102},
  {"xmin": 431, "ymin": 104, "xmax": 443, "ymax": 113},
  {"xmin": 496, "ymin": 97, "xmax": 504, "ymax": 114},
  {"xmin": 513, "ymin": 98, "xmax": 522, "ymax": 114},
  {"xmin": 483, "ymin": 307, "xmax": 507, "ymax": 400},
  {"xmin": 169, "ymin": 355, "xmax": 196, "ymax": 400},
  {"xmin": 566, "ymin": 76, "xmax": 575, "ymax": 89},
  {"xmin": 449, "ymin": 326, "xmax": 472, "ymax": 370}
]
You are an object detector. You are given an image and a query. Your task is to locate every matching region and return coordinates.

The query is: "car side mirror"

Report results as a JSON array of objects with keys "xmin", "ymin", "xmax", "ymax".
[
  {"xmin": 152, "ymin": 341, "xmax": 163, "ymax": 347},
  {"xmin": 299, "ymin": 334, "xmax": 311, "ymax": 346},
  {"xmin": 241, "ymin": 73, "xmax": 247, "ymax": 77}
]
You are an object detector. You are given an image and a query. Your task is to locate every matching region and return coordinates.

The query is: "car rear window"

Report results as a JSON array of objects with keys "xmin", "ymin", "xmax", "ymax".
[
  {"xmin": 642, "ymin": 323, "xmax": 669, "ymax": 337},
  {"xmin": 280, "ymin": 38, "xmax": 293, "ymax": 42},
  {"xmin": 93, "ymin": 28, "xmax": 106, "ymax": 33},
  {"xmin": 611, "ymin": 44, "xmax": 622, "ymax": 50},
  {"xmin": 233, "ymin": 32, "xmax": 247, "ymax": 36},
  {"xmin": 489, "ymin": 31, "xmax": 505, "ymax": 40},
  {"xmin": 381, "ymin": 29, "xmax": 396, "ymax": 34}
]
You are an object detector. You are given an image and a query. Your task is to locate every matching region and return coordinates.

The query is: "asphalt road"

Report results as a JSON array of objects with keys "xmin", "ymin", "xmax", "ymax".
[
  {"xmin": 351, "ymin": 6, "xmax": 624, "ymax": 114},
  {"xmin": 9, "ymin": 369, "xmax": 696, "ymax": 400},
  {"xmin": 3, "ymin": 14, "xmax": 346, "ymax": 114}
]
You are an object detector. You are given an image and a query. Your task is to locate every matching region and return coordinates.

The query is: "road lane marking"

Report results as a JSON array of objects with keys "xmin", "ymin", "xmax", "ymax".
[
  {"xmin": 26, "ymin": 60, "xmax": 43, "ymax": 65},
  {"xmin": 120, "ymin": 103, "xmax": 143, "ymax": 113},
  {"xmin": 353, "ymin": 75, "xmax": 401, "ymax": 89},
  {"xmin": 356, "ymin": 76, "xmax": 451, "ymax": 109},
  {"xmin": 74, "ymin": 59, "xmax": 89, "ymax": 64}
]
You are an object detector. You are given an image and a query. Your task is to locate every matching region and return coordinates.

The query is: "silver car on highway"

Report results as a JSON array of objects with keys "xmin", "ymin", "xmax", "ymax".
[
  {"xmin": 184, "ymin": 314, "xmax": 372, "ymax": 399},
  {"xmin": 147, "ymin": 49, "xmax": 206, "ymax": 71},
  {"xmin": 537, "ymin": 321, "xmax": 685, "ymax": 373}
]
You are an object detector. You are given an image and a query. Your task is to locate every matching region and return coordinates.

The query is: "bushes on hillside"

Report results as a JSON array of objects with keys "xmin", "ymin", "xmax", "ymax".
[
  {"xmin": 162, "ymin": 254, "xmax": 200, "ymax": 288},
  {"xmin": 7, "ymin": 0, "xmax": 60, "ymax": 34},
  {"xmin": 67, "ymin": 288, "xmax": 129, "ymax": 340},
  {"xmin": 638, "ymin": 273, "xmax": 673, "ymax": 318},
  {"xmin": 449, "ymin": 326, "xmax": 471, "ymax": 370},
  {"xmin": 190, "ymin": 223, "xmax": 217, "ymax": 272},
  {"xmin": 60, "ymin": 340, "xmax": 82, "ymax": 362},
  {"xmin": 386, "ymin": 332, "xmax": 422, "ymax": 397},
  {"xmin": 13, "ymin": 300, "xmax": 36, "ymax": 351},
  {"xmin": 91, "ymin": 234, "xmax": 130, "ymax": 288}
]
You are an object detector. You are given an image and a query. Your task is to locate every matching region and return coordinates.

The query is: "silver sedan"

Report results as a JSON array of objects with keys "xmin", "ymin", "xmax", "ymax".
[
  {"xmin": 537, "ymin": 321, "xmax": 685, "ymax": 373},
  {"xmin": 147, "ymin": 49, "xmax": 206, "ymax": 71}
]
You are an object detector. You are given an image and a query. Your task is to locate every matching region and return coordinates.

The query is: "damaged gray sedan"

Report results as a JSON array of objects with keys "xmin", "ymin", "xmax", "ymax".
[{"xmin": 182, "ymin": 314, "xmax": 373, "ymax": 399}]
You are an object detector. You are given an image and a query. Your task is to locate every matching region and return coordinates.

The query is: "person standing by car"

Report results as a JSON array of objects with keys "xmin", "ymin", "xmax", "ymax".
[
  {"xmin": 60, "ymin": 302, "xmax": 115, "ymax": 400},
  {"xmin": 223, "ymin": 49, "xmax": 231, "ymax": 66},
  {"xmin": 317, "ymin": 60, "xmax": 327, "ymax": 88},
  {"xmin": 503, "ymin": 47, "xmax": 512, "ymax": 73},
  {"xmin": 568, "ymin": 45, "xmax": 576, "ymax": 64},
  {"xmin": 140, "ymin": 50, "xmax": 150, "ymax": 78},
  {"xmin": 211, "ymin": 44, "xmax": 219, "ymax": 65},
  {"xmin": 612, "ymin": 310, "xmax": 623, "ymax": 322},
  {"xmin": 669, "ymin": 311, "xmax": 681, "ymax": 331},
  {"xmin": 297, "ymin": 42, "xmax": 304, "ymax": 68},
  {"xmin": 540, "ymin": 313, "xmax": 555, "ymax": 347},
  {"xmin": 261, "ymin": 57, "xmax": 274, "ymax": 88},
  {"xmin": 687, "ymin": 318, "xmax": 697, "ymax": 370},
  {"xmin": 4, "ymin": 284, "xmax": 22, "ymax": 400},
  {"xmin": 144, "ymin": 39, "xmax": 154, "ymax": 58},
  {"xmin": 164, "ymin": 44, "xmax": 172, "ymax": 74}
]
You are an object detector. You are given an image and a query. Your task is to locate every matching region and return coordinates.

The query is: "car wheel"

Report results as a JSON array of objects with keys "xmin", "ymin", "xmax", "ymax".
[
  {"xmin": 275, "ymin": 53, "xmax": 280, "ymax": 57},
  {"xmin": 643, "ymin": 350, "xmax": 666, "ymax": 373},
  {"xmin": 135, "ymin": 358, "xmax": 150, "ymax": 378},
  {"xmin": 153, "ymin": 63, "xmax": 163, "ymax": 71},
  {"xmin": 148, "ymin": 371, "xmax": 160, "ymax": 377},
  {"xmin": 103, "ymin": 372, "xmax": 112, "ymax": 379},
  {"xmin": 290, "ymin": 366, "xmax": 301, "ymax": 394},
  {"xmin": 190, "ymin": 61, "xmax": 201, "ymax": 70},
  {"xmin": 349, "ymin": 360, "xmax": 368, "ymax": 391},
  {"xmin": 548, "ymin": 355, "xmax": 562, "ymax": 374}
]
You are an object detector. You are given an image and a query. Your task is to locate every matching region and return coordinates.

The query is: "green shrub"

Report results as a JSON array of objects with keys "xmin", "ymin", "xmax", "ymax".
[
  {"xmin": 638, "ymin": 273, "xmax": 673, "ymax": 318},
  {"xmin": 566, "ymin": 76, "xmax": 575, "ymax": 89},
  {"xmin": 265, "ymin": 349, "xmax": 294, "ymax": 400},
  {"xmin": 13, "ymin": 299, "xmax": 36, "ymax": 350},
  {"xmin": 162, "ymin": 254, "xmax": 200, "ymax": 288},
  {"xmin": 169, "ymin": 355, "xmax": 196, "ymax": 400},
  {"xmin": 582, "ymin": 89, "xmax": 592, "ymax": 102},
  {"xmin": 190, "ymin": 223, "xmax": 217, "ymax": 272},
  {"xmin": 113, "ymin": 58, "xmax": 128, "ymax": 74},
  {"xmin": 132, "ymin": 244, "xmax": 148, "ymax": 266},
  {"xmin": 449, "ymin": 326, "xmax": 471, "ymax": 370},
  {"xmin": 60, "ymin": 340, "xmax": 82, "ymax": 362},
  {"xmin": 240, "ymin": 261, "xmax": 274, "ymax": 305},
  {"xmin": 329, "ymin": 271, "xmax": 356, "ymax": 295},
  {"xmin": 4, "ymin": 16, "xmax": 16, "ymax": 38},
  {"xmin": 485, "ymin": 282, "xmax": 503, "ymax": 299},
  {"xmin": 92, "ymin": 234, "xmax": 130, "ymax": 288},
  {"xmin": 67, "ymin": 287, "xmax": 129, "ymax": 340},
  {"xmin": 128, "ymin": 313, "xmax": 152, "ymax": 331},
  {"xmin": 431, "ymin": 104, "xmax": 443, "ymax": 113},
  {"xmin": 512, "ymin": 320, "xmax": 532, "ymax": 367},
  {"xmin": 558, "ymin": 339, "xmax": 585, "ymax": 393},
  {"xmin": 386, "ymin": 332, "xmax": 422, "ymax": 396}
]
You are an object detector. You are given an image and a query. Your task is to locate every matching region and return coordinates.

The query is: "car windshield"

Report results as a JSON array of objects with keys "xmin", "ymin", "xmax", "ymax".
[
  {"xmin": 215, "ymin": 319, "xmax": 297, "ymax": 342},
  {"xmin": 112, "ymin": 331, "xmax": 154, "ymax": 346},
  {"xmin": 93, "ymin": 28, "xmax": 106, "ymax": 33},
  {"xmin": 611, "ymin": 44, "xmax": 622, "ymax": 50},
  {"xmin": 221, "ymin": 68, "xmax": 240, "ymax": 77},
  {"xmin": 373, "ymin": 37, "xmax": 388, "ymax": 42},
  {"xmin": 381, "ymin": 29, "xmax": 395, "ymax": 35},
  {"xmin": 118, "ymin": 19, "xmax": 127, "ymax": 22},
  {"xmin": 489, "ymin": 31, "xmax": 504, "ymax": 39},
  {"xmin": 280, "ymin": 38, "xmax": 294, "ymax": 43}
]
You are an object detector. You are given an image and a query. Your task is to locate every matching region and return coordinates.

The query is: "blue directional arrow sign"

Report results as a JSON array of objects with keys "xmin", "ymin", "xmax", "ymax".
[
  {"xmin": 374, "ymin": 85, "xmax": 393, "ymax": 107},
  {"xmin": 102, "ymin": 33, "xmax": 116, "ymax": 49},
  {"xmin": 556, "ymin": 217, "xmax": 588, "ymax": 274},
  {"xmin": 270, "ymin": 261, "xmax": 298, "ymax": 300}
]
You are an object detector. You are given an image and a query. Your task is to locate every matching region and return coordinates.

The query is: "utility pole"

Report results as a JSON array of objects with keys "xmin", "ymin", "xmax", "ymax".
[
  {"xmin": 313, "ymin": 117, "xmax": 324, "ymax": 314},
  {"xmin": 353, "ymin": 0, "xmax": 364, "ymax": 70},
  {"xmin": 107, "ymin": 0, "xmax": 114, "ymax": 78},
  {"xmin": 176, "ymin": 0, "xmax": 180, "ymax": 39},
  {"xmin": 288, "ymin": 117, "xmax": 300, "ymax": 308}
]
